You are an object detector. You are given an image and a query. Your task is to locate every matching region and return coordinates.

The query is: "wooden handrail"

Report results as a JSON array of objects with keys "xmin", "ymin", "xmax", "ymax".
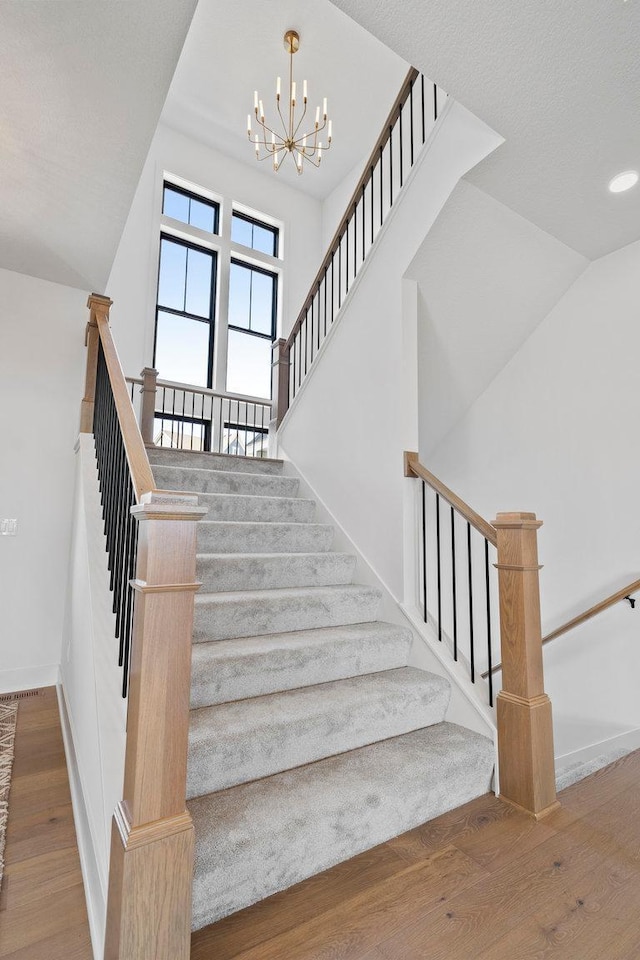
[
  {"xmin": 482, "ymin": 576, "xmax": 640, "ymax": 678},
  {"xmin": 404, "ymin": 450, "xmax": 497, "ymax": 546},
  {"xmin": 285, "ymin": 67, "xmax": 419, "ymax": 352},
  {"xmin": 87, "ymin": 295, "xmax": 156, "ymax": 501}
]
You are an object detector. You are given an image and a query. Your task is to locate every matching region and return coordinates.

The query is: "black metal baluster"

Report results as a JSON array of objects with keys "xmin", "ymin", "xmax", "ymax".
[
  {"xmin": 370, "ymin": 166, "xmax": 374, "ymax": 245},
  {"xmin": 409, "ymin": 81, "xmax": 414, "ymax": 166},
  {"xmin": 323, "ymin": 271, "xmax": 328, "ymax": 337},
  {"xmin": 467, "ymin": 522, "xmax": 475, "ymax": 683},
  {"xmin": 361, "ymin": 184, "xmax": 366, "ymax": 262},
  {"xmin": 421, "ymin": 75, "xmax": 426, "ymax": 143},
  {"xmin": 451, "ymin": 506, "xmax": 458, "ymax": 661},
  {"xmin": 331, "ymin": 254, "xmax": 335, "ymax": 324},
  {"xmin": 399, "ymin": 102, "xmax": 404, "ymax": 187},
  {"xmin": 346, "ymin": 219, "xmax": 349, "ymax": 293},
  {"xmin": 389, "ymin": 127, "xmax": 394, "ymax": 207},
  {"xmin": 485, "ymin": 539, "xmax": 493, "ymax": 707},
  {"xmin": 436, "ymin": 492, "xmax": 442, "ymax": 642},
  {"xmin": 422, "ymin": 481, "xmax": 427, "ymax": 623},
  {"xmin": 434, "ymin": 83, "xmax": 438, "ymax": 121},
  {"xmin": 379, "ymin": 145, "xmax": 383, "ymax": 225},
  {"xmin": 338, "ymin": 235, "xmax": 343, "ymax": 307}
]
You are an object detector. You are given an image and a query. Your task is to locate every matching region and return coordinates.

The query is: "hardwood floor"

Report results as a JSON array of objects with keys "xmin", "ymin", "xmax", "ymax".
[
  {"xmin": 191, "ymin": 749, "xmax": 640, "ymax": 960},
  {"xmin": 0, "ymin": 687, "xmax": 92, "ymax": 960},
  {"xmin": 2, "ymin": 689, "xmax": 640, "ymax": 959}
]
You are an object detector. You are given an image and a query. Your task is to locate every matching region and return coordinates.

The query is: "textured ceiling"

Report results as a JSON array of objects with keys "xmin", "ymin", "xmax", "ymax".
[
  {"xmin": 329, "ymin": 0, "xmax": 640, "ymax": 259},
  {"xmin": 0, "ymin": 1, "xmax": 197, "ymax": 291},
  {"xmin": 161, "ymin": 0, "xmax": 410, "ymax": 201}
]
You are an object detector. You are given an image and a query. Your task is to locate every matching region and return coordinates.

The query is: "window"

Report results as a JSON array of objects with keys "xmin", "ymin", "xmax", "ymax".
[
  {"xmin": 231, "ymin": 211, "xmax": 279, "ymax": 257},
  {"xmin": 155, "ymin": 180, "xmax": 281, "ymax": 404},
  {"xmin": 154, "ymin": 234, "xmax": 216, "ymax": 387},
  {"xmin": 226, "ymin": 261, "xmax": 277, "ymax": 397},
  {"xmin": 163, "ymin": 184, "xmax": 219, "ymax": 235}
]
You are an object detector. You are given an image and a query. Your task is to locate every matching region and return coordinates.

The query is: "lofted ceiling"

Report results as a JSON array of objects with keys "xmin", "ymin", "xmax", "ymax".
[
  {"xmin": 329, "ymin": 0, "xmax": 640, "ymax": 260},
  {"xmin": 160, "ymin": 0, "xmax": 410, "ymax": 201},
  {"xmin": 0, "ymin": 0, "xmax": 197, "ymax": 291}
]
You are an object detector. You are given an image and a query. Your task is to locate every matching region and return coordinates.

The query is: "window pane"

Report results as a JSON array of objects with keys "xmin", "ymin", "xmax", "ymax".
[
  {"xmin": 231, "ymin": 215, "xmax": 253, "ymax": 248},
  {"xmin": 250, "ymin": 271, "xmax": 275, "ymax": 334},
  {"xmin": 190, "ymin": 199, "xmax": 216, "ymax": 233},
  {"xmin": 222, "ymin": 426, "xmax": 267, "ymax": 457},
  {"xmin": 155, "ymin": 311, "xmax": 210, "ymax": 386},
  {"xmin": 228, "ymin": 262, "xmax": 251, "ymax": 329},
  {"xmin": 154, "ymin": 416, "xmax": 207, "ymax": 450},
  {"xmin": 185, "ymin": 247, "xmax": 213, "ymax": 318},
  {"xmin": 226, "ymin": 329, "xmax": 272, "ymax": 398},
  {"xmin": 253, "ymin": 224, "xmax": 277, "ymax": 256},
  {"xmin": 157, "ymin": 239, "xmax": 186, "ymax": 311},
  {"xmin": 163, "ymin": 187, "xmax": 189, "ymax": 223}
]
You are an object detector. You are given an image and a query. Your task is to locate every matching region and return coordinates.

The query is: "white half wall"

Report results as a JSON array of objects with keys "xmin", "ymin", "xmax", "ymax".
[
  {"xmin": 425, "ymin": 237, "xmax": 640, "ymax": 761},
  {"xmin": 0, "ymin": 268, "xmax": 87, "ymax": 691},
  {"xmin": 278, "ymin": 100, "xmax": 503, "ymax": 602},
  {"xmin": 60, "ymin": 435, "xmax": 128, "ymax": 958},
  {"xmin": 106, "ymin": 122, "xmax": 324, "ymax": 378}
]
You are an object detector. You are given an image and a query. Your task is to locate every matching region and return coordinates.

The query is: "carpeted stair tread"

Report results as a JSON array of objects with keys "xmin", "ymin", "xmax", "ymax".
[
  {"xmin": 152, "ymin": 463, "xmax": 299, "ymax": 498},
  {"xmin": 187, "ymin": 667, "xmax": 449, "ymax": 797},
  {"xmin": 193, "ymin": 583, "xmax": 381, "ymax": 642},
  {"xmin": 193, "ymin": 491, "xmax": 316, "ymax": 523},
  {"xmin": 188, "ymin": 722, "xmax": 495, "ymax": 929},
  {"xmin": 190, "ymin": 621, "xmax": 412, "ymax": 708},
  {"xmin": 196, "ymin": 552, "xmax": 356, "ymax": 593},
  {"xmin": 147, "ymin": 446, "xmax": 283, "ymax": 475},
  {"xmin": 197, "ymin": 520, "xmax": 334, "ymax": 554}
]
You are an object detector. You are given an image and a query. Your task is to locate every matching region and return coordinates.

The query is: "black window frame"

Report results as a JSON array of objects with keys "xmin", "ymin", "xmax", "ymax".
[
  {"xmin": 153, "ymin": 232, "xmax": 218, "ymax": 389},
  {"xmin": 163, "ymin": 182, "xmax": 220, "ymax": 236},
  {"xmin": 231, "ymin": 210, "xmax": 279, "ymax": 258},
  {"xmin": 227, "ymin": 258, "xmax": 278, "ymax": 341}
]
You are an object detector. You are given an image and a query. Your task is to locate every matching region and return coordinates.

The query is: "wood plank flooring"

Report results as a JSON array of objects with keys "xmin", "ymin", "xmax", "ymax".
[
  {"xmin": 191, "ymin": 749, "xmax": 640, "ymax": 960},
  {"xmin": 0, "ymin": 687, "xmax": 92, "ymax": 959},
  {"xmin": 2, "ymin": 687, "xmax": 640, "ymax": 960}
]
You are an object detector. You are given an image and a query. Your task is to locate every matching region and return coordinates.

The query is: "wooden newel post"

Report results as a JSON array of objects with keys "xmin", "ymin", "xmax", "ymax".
[
  {"xmin": 271, "ymin": 338, "xmax": 290, "ymax": 428},
  {"xmin": 80, "ymin": 293, "xmax": 112, "ymax": 433},
  {"xmin": 139, "ymin": 366, "xmax": 158, "ymax": 446},
  {"xmin": 104, "ymin": 493, "xmax": 207, "ymax": 960},
  {"xmin": 493, "ymin": 512, "xmax": 559, "ymax": 819}
]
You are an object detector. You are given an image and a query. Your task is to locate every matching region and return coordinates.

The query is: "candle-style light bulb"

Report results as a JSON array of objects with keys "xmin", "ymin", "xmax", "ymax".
[
  {"xmin": 315, "ymin": 106, "xmax": 320, "ymax": 127},
  {"xmin": 303, "ymin": 80, "xmax": 308, "ymax": 102},
  {"xmin": 328, "ymin": 120, "xmax": 333, "ymax": 142},
  {"xmin": 274, "ymin": 150, "xmax": 279, "ymax": 170},
  {"xmin": 247, "ymin": 114, "xmax": 252, "ymax": 136},
  {"xmin": 296, "ymin": 152, "xmax": 302, "ymax": 173},
  {"xmin": 254, "ymin": 134, "xmax": 259, "ymax": 157},
  {"xmin": 254, "ymin": 91, "xmax": 258, "ymax": 111},
  {"xmin": 291, "ymin": 81, "xmax": 296, "ymax": 105},
  {"xmin": 318, "ymin": 143, "xmax": 323, "ymax": 164},
  {"xmin": 276, "ymin": 77, "xmax": 281, "ymax": 99},
  {"xmin": 302, "ymin": 135, "xmax": 307, "ymax": 153},
  {"xmin": 323, "ymin": 98, "xmax": 327, "ymax": 119},
  {"xmin": 259, "ymin": 100, "xmax": 265, "ymax": 121}
]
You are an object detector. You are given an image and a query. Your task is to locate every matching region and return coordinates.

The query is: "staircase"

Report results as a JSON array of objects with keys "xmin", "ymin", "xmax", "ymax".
[{"xmin": 148, "ymin": 445, "xmax": 494, "ymax": 930}]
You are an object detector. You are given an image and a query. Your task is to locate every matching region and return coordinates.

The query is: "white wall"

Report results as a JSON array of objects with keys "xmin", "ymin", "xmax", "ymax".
[
  {"xmin": 106, "ymin": 122, "xmax": 324, "ymax": 379},
  {"xmin": 278, "ymin": 101, "xmax": 503, "ymax": 601},
  {"xmin": 425, "ymin": 238, "xmax": 640, "ymax": 760},
  {"xmin": 60, "ymin": 436, "xmax": 128, "ymax": 957},
  {"xmin": 0, "ymin": 268, "xmax": 87, "ymax": 692},
  {"xmin": 409, "ymin": 179, "xmax": 588, "ymax": 455}
]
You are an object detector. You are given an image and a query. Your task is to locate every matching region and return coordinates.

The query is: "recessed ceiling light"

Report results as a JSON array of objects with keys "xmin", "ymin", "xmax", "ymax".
[{"xmin": 608, "ymin": 170, "xmax": 639, "ymax": 193}]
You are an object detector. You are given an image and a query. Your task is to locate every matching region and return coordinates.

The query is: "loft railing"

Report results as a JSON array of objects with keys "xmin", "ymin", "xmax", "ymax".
[
  {"xmin": 80, "ymin": 294, "xmax": 204, "ymax": 960},
  {"xmin": 484, "ymin": 575, "xmax": 640, "ymax": 679},
  {"xmin": 404, "ymin": 452, "xmax": 558, "ymax": 819},
  {"xmin": 126, "ymin": 369, "xmax": 271, "ymax": 458},
  {"xmin": 272, "ymin": 68, "xmax": 446, "ymax": 426}
]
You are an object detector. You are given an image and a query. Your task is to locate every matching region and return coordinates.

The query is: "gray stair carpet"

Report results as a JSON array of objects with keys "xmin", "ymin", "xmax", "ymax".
[{"xmin": 147, "ymin": 446, "xmax": 495, "ymax": 930}]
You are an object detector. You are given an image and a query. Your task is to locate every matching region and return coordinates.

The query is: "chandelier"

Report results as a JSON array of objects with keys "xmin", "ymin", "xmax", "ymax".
[{"xmin": 247, "ymin": 30, "xmax": 333, "ymax": 175}]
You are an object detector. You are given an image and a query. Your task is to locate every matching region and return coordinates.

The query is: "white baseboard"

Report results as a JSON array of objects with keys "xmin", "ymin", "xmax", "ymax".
[
  {"xmin": 57, "ymin": 684, "xmax": 105, "ymax": 960},
  {"xmin": 0, "ymin": 663, "xmax": 59, "ymax": 694},
  {"xmin": 556, "ymin": 725, "xmax": 640, "ymax": 771}
]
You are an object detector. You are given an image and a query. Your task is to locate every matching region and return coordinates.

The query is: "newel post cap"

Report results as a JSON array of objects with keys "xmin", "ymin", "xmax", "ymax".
[{"xmin": 492, "ymin": 512, "xmax": 543, "ymax": 531}]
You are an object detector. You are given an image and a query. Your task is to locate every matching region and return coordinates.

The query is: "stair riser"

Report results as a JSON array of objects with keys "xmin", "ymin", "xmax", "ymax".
[
  {"xmin": 152, "ymin": 465, "xmax": 299, "ymax": 498},
  {"xmin": 187, "ymin": 671, "xmax": 450, "ymax": 797},
  {"xmin": 196, "ymin": 553, "xmax": 356, "ymax": 593},
  {"xmin": 190, "ymin": 626, "xmax": 412, "ymax": 708},
  {"xmin": 189, "ymin": 724, "xmax": 495, "ymax": 929},
  {"xmin": 195, "ymin": 494, "xmax": 316, "ymax": 523},
  {"xmin": 197, "ymin": 523, "xmax": 333, "ymax": 555},
  {"xmin": 147, "ymin": 447, "xmax": 283, "ymax": 475},
  {"xmin": 193, "ymin": 589, "xmax": 381, "ymax": 642}
]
